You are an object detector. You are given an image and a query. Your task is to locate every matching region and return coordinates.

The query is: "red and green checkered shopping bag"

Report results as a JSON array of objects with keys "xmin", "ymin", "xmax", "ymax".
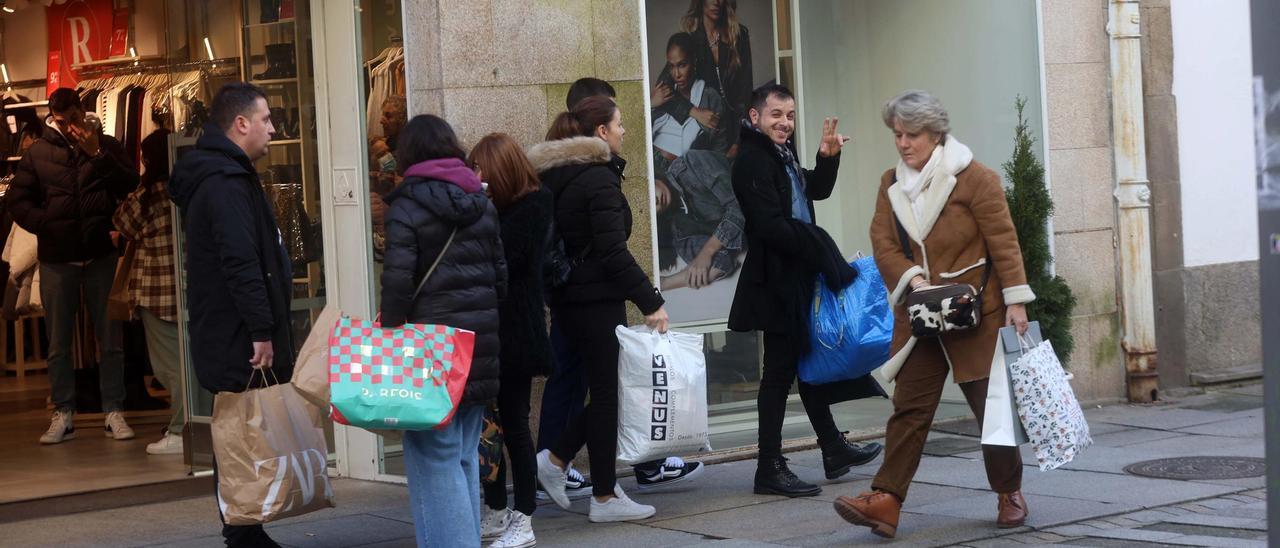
[
  {"xmin": 327, "ymin": 229, "xmax": 476, "ymax": 431},
  {"xmin": 328, "ymin": 317, "xmax": 475, "ymax": 431}
]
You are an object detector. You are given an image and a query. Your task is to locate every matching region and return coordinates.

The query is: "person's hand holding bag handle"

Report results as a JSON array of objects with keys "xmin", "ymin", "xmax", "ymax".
[{"xmin": 645, "ymin": 305, "xmax": 669, "ymax": 333}]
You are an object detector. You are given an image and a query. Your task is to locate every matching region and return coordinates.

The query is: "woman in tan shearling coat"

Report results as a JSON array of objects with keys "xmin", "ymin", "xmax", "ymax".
[{"xmin": 834, "ymin": 90, "xmax": 1036, "ymax": 539}]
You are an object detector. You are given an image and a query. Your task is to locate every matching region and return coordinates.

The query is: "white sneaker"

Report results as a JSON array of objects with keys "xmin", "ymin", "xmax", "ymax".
[
  {"xmin": 481, "ymin": 506, "xmax": 512, "ymax": 542},
  {"xmin": 39, "ymin": 410, "xmax": 76, "ymax": 444},
  {"xmin": 104, "ymin": 411, "xmax": 135, "ymax": 441},
  {"xmin": 589, "ymin": 484, "xmax": 655, "ymax": 523},
  {"xmin": 535, "ymin": 450, "xmax": 570, "ymax": 510},
  {"xmin": 489, "ymin": 511, "xmax": 535, "ymax": 548},
  {"xmin": 146, "ymin": 432, "xmax": 184, "ymax": 455}
]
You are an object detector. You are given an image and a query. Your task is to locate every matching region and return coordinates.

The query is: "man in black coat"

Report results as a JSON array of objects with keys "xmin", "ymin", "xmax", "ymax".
[
  {"xmin": 167, "ymin": 82, "xmax": 292, "ymax": 548},
  {"xmin": 6, "ymin": 87, "xmax": 138, "ymax": 444},
  {"xmin": 728, "ymin": 84, "xmax": 884, "ymax": 498}
]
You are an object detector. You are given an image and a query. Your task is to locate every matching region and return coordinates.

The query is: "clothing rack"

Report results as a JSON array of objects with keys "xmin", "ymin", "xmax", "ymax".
[
  {"xmin": 4, "ymin": 78, "xmax": 47, "ymax": 92},
  {"xmin": 77, "ymin": 57, "xmax": 240, "ymax": 80}
]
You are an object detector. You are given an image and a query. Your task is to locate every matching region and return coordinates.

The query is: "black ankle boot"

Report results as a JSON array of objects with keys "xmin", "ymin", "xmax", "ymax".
[
  {"xmin": 821, "ymin": 435, "xmax": 884, "ymax": 480},
  {"xmin": 754, "ymin": 455, "xmax": 821, "ymax": 497}
]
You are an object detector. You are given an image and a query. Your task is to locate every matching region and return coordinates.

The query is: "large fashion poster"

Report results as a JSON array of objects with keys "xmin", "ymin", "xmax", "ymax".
[{"xmin": 644, "ymin": 0, "xmax": 778, "ymax": 324}]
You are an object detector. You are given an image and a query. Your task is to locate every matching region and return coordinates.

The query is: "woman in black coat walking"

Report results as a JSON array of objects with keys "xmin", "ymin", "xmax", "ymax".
[
  {"xmin": 472, "ymin": 133, "xmax": 553, "ymax": 548},
  {"xmin": 380, "ymin": 115, "xmax": 507, "ymax": 547},
  {"xmin": 529, "ymin": 96, "xmax": 669, "ymax": 523}
]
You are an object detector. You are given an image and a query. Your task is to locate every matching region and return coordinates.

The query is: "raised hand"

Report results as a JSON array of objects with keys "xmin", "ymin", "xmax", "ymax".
[{"xmin": 818, "ymin": 117, "xmax": 850, "ymax": 158}]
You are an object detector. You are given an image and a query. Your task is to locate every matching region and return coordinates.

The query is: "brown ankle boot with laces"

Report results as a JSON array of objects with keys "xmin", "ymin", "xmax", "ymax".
[
  {"xmin": 997, "ymin": 491, "xmax": 1029, "ymax": 528},
  {"xmin": 833, "ymin": 490, "xmax": 901, "ymax": 538}
]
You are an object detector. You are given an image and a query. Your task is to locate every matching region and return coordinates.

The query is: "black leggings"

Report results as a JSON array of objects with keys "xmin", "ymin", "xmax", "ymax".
[
  {"xmin": 483, "ymin": 370, "xmax": 537, "ymax": 516},
  {"xmin": 549, "ymin": 301, "xmax": 627, "ymax": 498},
  {"xmin": 757, "ymin": 331, "xmax": 842, "ymax": 459}
]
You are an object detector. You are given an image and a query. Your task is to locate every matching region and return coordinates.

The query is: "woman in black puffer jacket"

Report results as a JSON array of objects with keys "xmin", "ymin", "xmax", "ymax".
[
  {"xmin": 527, "ymin": 96, "xmax": 669, "ymax": 523},
  {"xmin": 380, "ymin": 115, "xmax": 507, "ymax": 547},
  {"xmin": 471, "ymin": 133, "xmax": 553, "ymax": 546}
]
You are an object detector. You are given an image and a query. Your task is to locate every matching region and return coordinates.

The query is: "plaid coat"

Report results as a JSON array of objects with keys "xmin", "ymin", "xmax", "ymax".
[{"xmin": 113, "ymin": 178, "xmax": 177, "ymax": 321}]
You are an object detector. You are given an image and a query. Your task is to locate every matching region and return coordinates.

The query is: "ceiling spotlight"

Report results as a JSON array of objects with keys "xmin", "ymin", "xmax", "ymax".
[{"xmin": 2, "ymin": 6, "xmax": 14, "ymax": 13}]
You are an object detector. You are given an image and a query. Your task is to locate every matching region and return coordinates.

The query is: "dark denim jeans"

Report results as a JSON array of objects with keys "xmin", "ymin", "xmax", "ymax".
[{"xmin": 41, "ymin": 255, "xmax": 124, "ymax": 413}]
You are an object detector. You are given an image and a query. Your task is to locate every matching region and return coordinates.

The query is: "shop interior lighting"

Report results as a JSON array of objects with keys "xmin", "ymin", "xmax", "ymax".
[
  {"xmin": 203, "ymin": 37, "xmax": 215, "ymax": 61},
  {"xmin": 1, "ymin": 64, "xmax": 9, "ymax": 85},
  {"xmin": 2, "ymin": 7, "xmax": 14, "ymax": 13}
]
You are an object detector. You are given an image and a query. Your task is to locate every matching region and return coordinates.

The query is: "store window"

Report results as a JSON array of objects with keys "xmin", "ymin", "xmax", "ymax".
[
  {"xmin": 158, "ymin": 0, "xmax": 331, "ymax": 471},
  {"xmin": 638, "ymin": 0, "xmax": 1048, "ymax": 451},
  {"xmin": 0, "ymin": 0, "xmax": 331, "ymax": 501}
]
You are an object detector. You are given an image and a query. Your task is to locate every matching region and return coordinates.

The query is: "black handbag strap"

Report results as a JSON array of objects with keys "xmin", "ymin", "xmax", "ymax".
[
  {"xmin": 411, "ymin": 228, "xmax": 457, "ymax": 301},
  {"xmin": 895, "ymin": 216, "xmax": 914, "ymax": 262}
]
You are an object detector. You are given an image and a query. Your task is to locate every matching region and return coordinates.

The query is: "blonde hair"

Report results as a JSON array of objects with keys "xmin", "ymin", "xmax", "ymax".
[{"xmin": 681, "ymin": 0, "xmax": 743, "ymax": 74}]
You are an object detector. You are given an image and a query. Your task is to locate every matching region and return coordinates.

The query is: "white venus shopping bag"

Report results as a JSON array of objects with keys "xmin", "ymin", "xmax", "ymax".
[{"xmin": 615, "ymin": 326, "xmax": 711, "ymax": 465}]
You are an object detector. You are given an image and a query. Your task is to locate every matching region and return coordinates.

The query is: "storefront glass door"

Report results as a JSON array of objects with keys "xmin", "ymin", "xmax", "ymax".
[{"xmin": 167, "ymin": 0, "xmax": 329, "ymax": 471}]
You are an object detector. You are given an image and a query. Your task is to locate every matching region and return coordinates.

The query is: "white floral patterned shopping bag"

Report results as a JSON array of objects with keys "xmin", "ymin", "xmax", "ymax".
[{"xmin": 1007, "ymin": 328, "xmax": 1092, "ymax": 471}]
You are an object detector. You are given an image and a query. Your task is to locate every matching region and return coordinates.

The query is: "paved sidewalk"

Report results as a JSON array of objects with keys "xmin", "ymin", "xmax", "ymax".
[{"xmin": 1, "ymin": 384, "xmax": 1266, "ymax": 547}]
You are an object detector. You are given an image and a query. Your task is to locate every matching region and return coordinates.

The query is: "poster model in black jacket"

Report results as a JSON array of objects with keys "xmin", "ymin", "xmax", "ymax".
[{"xmin": 168, "ymin": 127, "xmax": 295, "ymax": 394}]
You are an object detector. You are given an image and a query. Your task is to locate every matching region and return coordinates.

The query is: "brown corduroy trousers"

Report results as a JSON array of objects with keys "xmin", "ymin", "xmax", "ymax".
[{"xmin": 871, "ymin": 338, "xmax": 1023, "ymax": 501}]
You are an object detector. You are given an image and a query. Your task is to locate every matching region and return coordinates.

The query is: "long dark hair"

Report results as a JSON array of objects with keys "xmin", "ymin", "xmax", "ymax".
[
  {"xmin": 545, "ymin": 96, "xmax": 617, "ymax": 141},
  {"xmin": 395, "ymin": 115, "xmax": 466, "ymax": 173},
  {"xmin": 681, "ymin": 0, "xmax": 743, "ymax": 74}
]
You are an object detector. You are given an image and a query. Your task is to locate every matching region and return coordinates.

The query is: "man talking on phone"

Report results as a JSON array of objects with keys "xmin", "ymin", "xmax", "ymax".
[{"xmin": 6, "ymin": 87, "xmax": 139, "ymax": 445}]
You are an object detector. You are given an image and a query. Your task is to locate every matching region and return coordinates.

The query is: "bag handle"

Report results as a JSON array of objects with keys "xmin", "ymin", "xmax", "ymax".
[
  {"xmin": 245, "ymin": 366, "xmax": 282, "ymax": 391},
  {"xmin": 410, "ymin": 228, "xmax": 458, "ymax": 301},
  {"xmin": 812, "ymin": 282, "xmax": 847, "ymax": 350}
]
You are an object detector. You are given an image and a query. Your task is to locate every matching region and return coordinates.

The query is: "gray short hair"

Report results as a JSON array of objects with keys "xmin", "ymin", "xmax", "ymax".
[{"xmin": 882, "ymin": 90, "xmax": 950, "ymax": 136}]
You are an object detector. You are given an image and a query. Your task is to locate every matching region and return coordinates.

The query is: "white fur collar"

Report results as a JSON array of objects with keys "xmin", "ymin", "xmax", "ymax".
[
  {"xmin": 525, "ymin": 136, "xmax": 611, "ymax": 173},
  {"xmin": 887, "ymin": 136, "xmax": 974, "ymax": 243}
]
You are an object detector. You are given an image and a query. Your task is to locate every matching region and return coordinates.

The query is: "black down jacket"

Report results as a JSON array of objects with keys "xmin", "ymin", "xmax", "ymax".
[
  {"xmin": 525, "ymin": 136, "xmax": 663, "ymax": 314},
  {"xmin": 498, "ymin": 186, "xmax": 554, "ymax": 378},
  {"xmin": 167, "ymin": 128, "xmax": 295, "ymax": 393},
  {"xmin": 6, "ymin": 122, "xmax": 138, "ymax": 263},
  {"xmin": 380, "ymin": 157, "xmax": 507, "ymax": 407}
]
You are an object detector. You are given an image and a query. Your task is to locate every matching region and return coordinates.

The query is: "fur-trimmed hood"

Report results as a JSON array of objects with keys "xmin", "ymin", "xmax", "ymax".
[{"xmin": 526, "ymin": 136, "xmax": 612, "ymax": 173}]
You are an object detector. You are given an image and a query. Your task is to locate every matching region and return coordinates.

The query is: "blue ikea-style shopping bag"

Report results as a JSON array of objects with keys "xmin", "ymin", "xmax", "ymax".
[{"xmin": 798, "ymin": 256, "xmax": 894, "ymax": 384}]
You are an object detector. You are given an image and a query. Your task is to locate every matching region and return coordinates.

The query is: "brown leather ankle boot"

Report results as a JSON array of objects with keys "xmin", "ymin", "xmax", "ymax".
[
  {"xmin": 834, "ymin": 490, "xmax": 901, "ymax": 539},
  {"xmin": 997, "ymin": 491, "xmax": 1029, "ymax": 528}
]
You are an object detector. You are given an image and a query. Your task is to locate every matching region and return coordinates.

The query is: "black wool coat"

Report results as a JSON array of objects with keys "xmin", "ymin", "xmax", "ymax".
[
  {"xmin": 168, "ymin": 129, "xmax": 295, "ymax": 393},
  {"xmin": 498, "ymin": 186, "xmax": 554, "ymax": 378},
  {"xmin": 727, "ymin": 126, "xmax": 884, "ymax": 400},
  {"xmin": 380, "ymin": 164, "xmax": 507, "ymax": 407},
  {"xmin": 727, "ymin": 126, "xmax": 854, "ymax": 341},
  {"xmin": 7, "ymin": 123, "xmax": 138, "ymax": 263},
  {"xmin": 526, "ymin": 136, "xmax": 664, "ymax": 315}
]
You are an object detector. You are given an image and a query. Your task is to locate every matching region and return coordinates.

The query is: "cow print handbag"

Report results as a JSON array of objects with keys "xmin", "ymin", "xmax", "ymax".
[{"xmin": 896, "ymin": 217, "xmax": 991, "ymax": 338}]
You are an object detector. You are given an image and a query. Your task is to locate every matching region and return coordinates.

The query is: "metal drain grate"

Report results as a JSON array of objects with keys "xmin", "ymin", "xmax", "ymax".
[{"xmin": 1123, "ymin": 456, "xmax": 1266, "ymax": 480}]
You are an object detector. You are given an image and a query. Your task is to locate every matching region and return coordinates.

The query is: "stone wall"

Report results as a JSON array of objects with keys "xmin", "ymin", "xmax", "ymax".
[
  {"xmin": 404, "ymin": 0, "xmax": 656, "ymax": 325},
  {"xmin": 1041, "ymin": 0, "xmax": 1125, "ymax": 403}
]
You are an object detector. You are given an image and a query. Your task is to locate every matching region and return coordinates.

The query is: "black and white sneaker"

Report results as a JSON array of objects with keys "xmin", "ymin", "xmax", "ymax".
[
  {"xmin": 537, "ymin": 466, "xmax": 593, "ymax": 501},
  {"xmin": 635, "ymin": 457, "xmax": 705, "ymax": 491}
]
